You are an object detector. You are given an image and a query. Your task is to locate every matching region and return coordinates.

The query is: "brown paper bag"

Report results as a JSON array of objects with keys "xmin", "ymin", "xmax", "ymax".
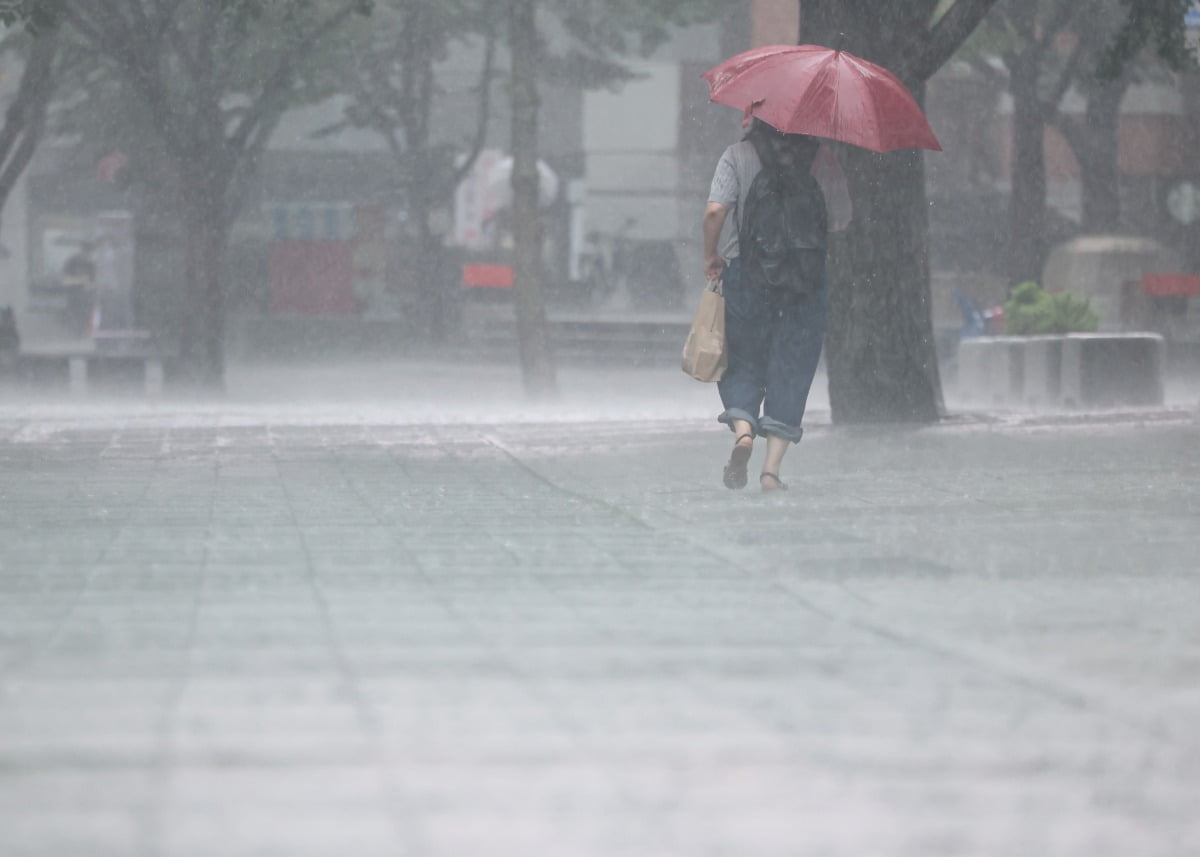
[{"xmin": 681, "ymin": 279, "xmax": 727, "ymax": 382}]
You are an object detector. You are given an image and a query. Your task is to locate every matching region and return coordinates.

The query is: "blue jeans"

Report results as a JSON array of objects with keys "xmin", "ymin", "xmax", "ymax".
[{"xmin": 717, "ymin": 257, "xmax": 828, "ymax": 443}]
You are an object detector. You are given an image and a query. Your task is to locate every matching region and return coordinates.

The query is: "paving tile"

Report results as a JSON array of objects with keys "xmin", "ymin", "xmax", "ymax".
[{"xmin": 0, "ymin": 389, "xmax": 1197, "ymax": 856}]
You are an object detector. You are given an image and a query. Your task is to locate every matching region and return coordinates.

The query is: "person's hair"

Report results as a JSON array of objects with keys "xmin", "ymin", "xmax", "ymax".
[
  {"xmin": 743, "ymin": 118, "xmax": 781, "ymax": 143},
  {"xmin": 745, "ymin": 119, "xmax": 818, "ymax": 174}
]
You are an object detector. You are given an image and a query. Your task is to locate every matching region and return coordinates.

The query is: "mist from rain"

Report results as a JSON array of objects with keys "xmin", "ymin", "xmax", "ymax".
[{"xmin": 1, "ymin": 3, "xmax": 1199, "ymax": 857}]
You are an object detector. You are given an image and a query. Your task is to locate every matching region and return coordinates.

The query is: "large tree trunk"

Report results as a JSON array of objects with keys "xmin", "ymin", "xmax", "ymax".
[
  {"xmin": 1076, "ymin": 78, "xmax": 1125, "ymax": 233},
  {"xmin": 0, "ymin": 31, "xmax": 58, "ymax": 217},
  {"xmin": 827, "ymin": 145, "xmax": 944, "ymax": 422},
  {"xmin": 508, "ymin": 0, "xmax": 556, "ymax": 398},
  {"xmin": 801, "ymin": 3, "xmax": 946, "ymax": 423},
  {"xmin": 177, "ymin": 179, "xmax": 228, "ymax": 390},
  {"xmin": 1007, "ymin": 55, "xmax": 1049, "ymax": 286},
  {"xmin": 404, "ymin": 4, "xmax": 452, "ymax": 342}
]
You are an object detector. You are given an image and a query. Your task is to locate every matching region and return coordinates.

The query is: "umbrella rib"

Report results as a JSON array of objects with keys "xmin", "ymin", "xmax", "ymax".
[
  {"xmin": 867, "ymin": 68, "xmax": 887, "ymax": 151},
  {"xmin": 702, "ymin": 45, "xmax": 939, "ymax": 153},
  {"xmin": 847, "ymin": 53, "xmax": 883, "ymax": 152},
  {"xmin": 830, "ymin": 56, "xmax": 843, "ymax": 147}
]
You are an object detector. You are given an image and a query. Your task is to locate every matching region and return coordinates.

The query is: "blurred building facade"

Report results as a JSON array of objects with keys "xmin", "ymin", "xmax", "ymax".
[{"xmin": 4, "ymin": 1, "xmax": 1199, "ymax": 350}]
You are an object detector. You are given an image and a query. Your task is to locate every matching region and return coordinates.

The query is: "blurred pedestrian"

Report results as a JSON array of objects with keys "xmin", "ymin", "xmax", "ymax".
[
  {"xmin": 702, "ymin": 120, "xmax": 850, "ymax": 492},
  {"xmin": 61, "ymin": 241, "xmax": 97, "ymax": 338},
  {"xmin": 0, "ymin": 306, "xmax": 18, "ymax": 371}
]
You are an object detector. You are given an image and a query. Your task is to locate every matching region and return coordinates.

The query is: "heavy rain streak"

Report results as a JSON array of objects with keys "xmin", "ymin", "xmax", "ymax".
[{"xmin": 0, "ymin": 2, "xmax": 1197, "ymax": 856}]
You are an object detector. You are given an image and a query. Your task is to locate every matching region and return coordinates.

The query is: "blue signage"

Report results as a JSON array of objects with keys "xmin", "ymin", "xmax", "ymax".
[{"xmin": 1188, "ymin": 2, "xmax": 1200, "ymax": 27}]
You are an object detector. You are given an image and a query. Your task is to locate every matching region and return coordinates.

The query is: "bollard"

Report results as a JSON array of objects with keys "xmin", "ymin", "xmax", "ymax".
[
  {"xmin": 68, "ymin": 356, "xmax": 88, "ymax": 395},
  {"xmin": 145, "ymin": 359, "xmax": 164, "ymax": 396}
]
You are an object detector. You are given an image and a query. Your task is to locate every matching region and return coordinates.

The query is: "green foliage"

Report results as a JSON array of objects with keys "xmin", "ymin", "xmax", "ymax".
[
  {"xmin": 1098, "ymin": 0, "xmax": 1197, "ymax": 78},
  {"xmin": 551, "ymin": 0, "xmax": 728, "ymax": 52},
  {"xmin": 218, "ymin": 0, "xmax": 373, "ymax": 18},
  {"xmin": 1052, "ymin": 290, "xmax": 1101, "ymax": 332},
  {"xmin": 543, "ymin": 0, "xmax": 729, "ymax": 87},
  {"xmin": 1004, "ymin": 281, "xmax": 1100, "ymax": 334},
  {"xmin": 0, "ymin": 0, "xmax": 65, "ymax": 33},
  {"xmin": 1005, "ymin": 281, "xmax": 1057, "ymax": 334},
  {"xmin": 963, "ymin": 0, "xmax": 1195, "ymax": 84}
]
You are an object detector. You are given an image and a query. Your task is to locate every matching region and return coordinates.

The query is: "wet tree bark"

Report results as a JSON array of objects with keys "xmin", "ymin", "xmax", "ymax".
[
  {"xmin": 178, "ymin": 167, "xmax": 231, "ymax": 390},
  {"xmin": 799, "ymin": 1, "xmax": 1004, "ymax": 423},
  {"xmin": 63, "ymin": 1, "xmax": 364, "ymax": 391},
  {"xmin": 1058, "ymin": 77, "xmax": 1127, "ymax": 233},
  {"xmin": 343, "ymin": 3, "xmax": 497, "ymax": 343},
  {"xmin": 826, "ymin": 144, "xmax": 943, "ymax": 422},
  {"xmin": 0, "ymin": 31, "xmax": 59, "ymax": 218},
  {"xmin": 401, "ymin": 3, "xmax": 449, "ymax": 342},
  {"xmin": 508, "ymin": 0, "xmax": 557, "ymax": 398},
  {"xmin": 999, "ymin": 0, "xmax": 1082, "ymax": 285},
  {"xmin": 1008, "ymin": 55, "xmax": 1049, "ymax": 285}
]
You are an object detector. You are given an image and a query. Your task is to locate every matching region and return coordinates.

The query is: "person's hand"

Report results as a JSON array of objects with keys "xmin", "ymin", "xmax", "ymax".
[{"xmin": 704, "ymin": 254, "xmax": 726, "ymax": 282}]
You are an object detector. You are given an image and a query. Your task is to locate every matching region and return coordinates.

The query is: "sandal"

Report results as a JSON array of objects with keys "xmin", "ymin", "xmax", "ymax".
[
  {"xmin": 760, "ymin": 472, "xmax": 788, "ymax": 493},
  {"xmin": 722, "ymin": 434, "xmax": 754, "ymax": 489}
]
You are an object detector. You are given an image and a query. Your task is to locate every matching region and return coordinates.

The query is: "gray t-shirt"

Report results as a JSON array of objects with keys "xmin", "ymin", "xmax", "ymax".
[{"xmin": 708, "ymin": 140, "xmax": 852, "ymax": 260}]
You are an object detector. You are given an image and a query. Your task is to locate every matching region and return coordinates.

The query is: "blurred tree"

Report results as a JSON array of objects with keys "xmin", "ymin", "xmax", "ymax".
[
  {"xmin": 0, "ymin": 0, "xmax": 65, "ymax": 33},
  {"xmin": 1063, "ymin": 0, "xmax": 1197, "ymax": 233},
  {"xmin": 963, "ymin": 0, "xmax": 1086, "ymax": 285},
  {"xmin": 1099, "ymin": 0, "xmax": 1198, "ymax": 77},
  {"xmin": 47, "ymin": 31, "xmax": 205, "ymax": 345},
  {"xmin": 51, "ymin": 0, "xmax": 371, "ymax": 389},
  {"xmin": 323, "ymin": 0, "xmax": 500, "ymax": 342},
  {"xmin": 964, "ymin": 0, "xmax": 1189, "ymax": 276},
  {"xmin": 0, "ymin": 21, "xmax": 61, "ymax": 235},
  {"xmin": 1049, "ymin": 3, "xmax": 1139, "ymax": 235},
  {"xmin": 802, "ymin": 0, "xmax": 1193, "ymax": 423},
  {"xmin": 800, "ymin": 0, "xmax": 1001, "ymax": 424},
  {"xmin": 505, "ymin": 0, "xmax": 726, "ymax": 398},
  {"xmin": 509, "ymin": 0, "xmax": 555, "ymax": 397},
  {"xmin": 319, "ymin": 0, "xmax": 725, "ymax": 395}
]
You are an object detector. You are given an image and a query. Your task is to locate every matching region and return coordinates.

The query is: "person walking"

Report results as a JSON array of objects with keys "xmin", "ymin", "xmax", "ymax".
[
  {"xmin": 61, "ymin": 241, "xmax": 98, "ymax": 338},
  {"xmin": 702, "ymin": 120, "xmax": 850, "ymax": 493}
]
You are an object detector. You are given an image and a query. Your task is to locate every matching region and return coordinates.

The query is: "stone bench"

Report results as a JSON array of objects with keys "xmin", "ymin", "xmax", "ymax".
[
  {"xmin": 18, "ymin": 331, "xmax": 165, "ymax": 395},
  {"xmin": 956, "ymin": 333, "xmax": 1165, "ymax": 409},
  {"xmin": 67, "ymin": 353, "xmax": 164, "ymax": 395}
]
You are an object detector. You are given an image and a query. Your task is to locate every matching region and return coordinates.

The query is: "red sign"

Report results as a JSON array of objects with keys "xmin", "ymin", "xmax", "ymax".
[
  {"xmin": 462, "ymin": 264, "xmax": 514, "ymax": 289},
  {"xmin": 269, "ymin": 240, "xmax": 355, "ymax": 314},
  {"xmin": 1142, "ymin": 273, "xmax": 1200, "ymax": 298}
]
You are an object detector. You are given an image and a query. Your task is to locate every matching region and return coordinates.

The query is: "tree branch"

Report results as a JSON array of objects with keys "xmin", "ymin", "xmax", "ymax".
[
  {"xmin": 0, "ymin": 30, "xmax": 55, "ymax": 160},
  {"xmin": 0, "ymin": 29, "xmax": 58, "ymax": 207},
  {"xmin": 66, "ymin": 0, "xmax": 194, "ymax": 158},
  {"xmin": 964, "ymin": 53, "xmax": 1008, "ymax": 89},
  {"xmin": 226, "ymin": 0, "xmax": 363, "ymax": 158},
  {"xmin": 1039, "ymin": 40, "xmax": 1085, "ymax": 122},
  {"xmin": 164, "ymin": 13, "xmax": 201, "ymax": 92},
  {"xmin": 225, "ymin": 100, "xmax": 287, "ymax": 225},
  {"xmin": 1047, "ymin": 106, "xmax": 1085, "ymax": 153},
  {"xmin": 450, "ymin": 24, "xmax": 496, "ymax": 188},
  {"xmin": 906, "ymin": 0, "xmax": 1003, "ymax": 82}
]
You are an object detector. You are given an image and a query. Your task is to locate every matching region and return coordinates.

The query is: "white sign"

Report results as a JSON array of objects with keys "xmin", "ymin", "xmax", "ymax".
[
  {"xmin": 1187, "ymin": 2, "xmax": 1200, "ymax": 27},
  {"xmin": 1167, "ymin": 180, "xmax": 1200, "ymax": 224},
  {"xmin": 452, "ymin": 148, "xmax": 503, "ymax": 249}
]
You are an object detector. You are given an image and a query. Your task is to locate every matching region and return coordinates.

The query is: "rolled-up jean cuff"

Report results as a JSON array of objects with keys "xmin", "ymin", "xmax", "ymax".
[
  {"xmin": 717, "ymin": 409, "xmax": 759, "ymax": 437},
  {"xmin": 759, "ymin": 416, "xmax": 804, "ymax": 444}
]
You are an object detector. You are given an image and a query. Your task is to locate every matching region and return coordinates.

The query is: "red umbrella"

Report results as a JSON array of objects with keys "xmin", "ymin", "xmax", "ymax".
[{"xmin": 703, "ymin": 44, "xmax": 942, "ymax": 153}]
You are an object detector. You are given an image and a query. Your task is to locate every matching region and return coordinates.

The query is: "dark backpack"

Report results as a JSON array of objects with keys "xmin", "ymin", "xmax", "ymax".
[{"xmin": 738, "ymin": 143, "xmax": 828, "ymax": 298}]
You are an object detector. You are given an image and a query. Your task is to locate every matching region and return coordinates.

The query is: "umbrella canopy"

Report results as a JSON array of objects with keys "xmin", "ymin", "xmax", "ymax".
[{"xmin": 703, "ymin": 44, "xmax": 941, "ymax": 153}]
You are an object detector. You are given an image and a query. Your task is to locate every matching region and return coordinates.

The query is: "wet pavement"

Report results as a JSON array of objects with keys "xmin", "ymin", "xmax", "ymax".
[{"xmin": 0, "ymin": 362, "xmax": 1198, "ymax": 856}]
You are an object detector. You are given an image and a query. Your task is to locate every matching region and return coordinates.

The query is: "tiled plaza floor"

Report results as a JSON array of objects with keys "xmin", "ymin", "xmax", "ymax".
[{"xmin": 0, "ymin": 364, "xmax": 1197, "ymax": 856}]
